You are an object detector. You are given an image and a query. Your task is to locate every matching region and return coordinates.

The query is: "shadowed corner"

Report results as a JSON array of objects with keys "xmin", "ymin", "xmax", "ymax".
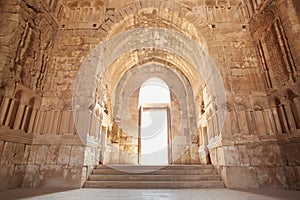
[{"xmin": 0, "ymin": 188, "xmax": 77, "ymax": 200}]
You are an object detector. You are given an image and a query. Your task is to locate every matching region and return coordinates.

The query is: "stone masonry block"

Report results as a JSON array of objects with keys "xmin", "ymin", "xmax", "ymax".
[
  {"xmin": 69, "ymin": 146, "xmax": 85, "ymax": 165},
  {"xmin": 57, "ymin": 146, "xmax": 71, "ymax": 165},
  {"xmin": 35, "ymin": 146, "xmax": 49, "ymax": 165},
  {"xmin": 221, "ymin": 166, "xmax": 259, "ymax": 188}
]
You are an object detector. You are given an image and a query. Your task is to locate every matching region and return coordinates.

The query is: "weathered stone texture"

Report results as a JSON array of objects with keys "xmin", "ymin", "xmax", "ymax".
[
  {"xmin": 0, "ymin": 0, "xmax": 59, "ymax": 99},
  {"xmin": 21, "ymin": 145, "xmax": 86, "ymax": 188},
  {"xmin": 220, "ymin": 166, "xmax": 260, "ymax": 188},
  {"xmin": 0, "ymin": 141, "xmax": 29, "ymax": 190},
  {"xmin": 0, "ymin": 0, "xmax": 299, "ymax": 191},
  {"xmin": 22, "ymin": 164, "xmax": 83, "ymax": 188}
]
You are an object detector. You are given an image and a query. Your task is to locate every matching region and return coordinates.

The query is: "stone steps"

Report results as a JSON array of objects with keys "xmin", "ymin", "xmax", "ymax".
[
  {"xmin": 92, "ymin": 168, "xmax": 217, "ymax": 175},
  {"xmin": 84, "ymin": 165, "xmax": 225, "ymax": 189},
  {"xmin": 89, "ymin": 174, "xmax": 221, "ymax": 181},
  {"xmin": 84, "ymin": 180, "xmax": 225, "ymax": 189},
  {"xmin": 95, "ymin": 165, "xmax": 215, "ymax": 170}
]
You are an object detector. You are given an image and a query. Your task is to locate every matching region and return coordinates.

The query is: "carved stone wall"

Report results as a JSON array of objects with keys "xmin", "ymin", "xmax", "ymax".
[
  {"xmin": 0, "ymin": 0, "xmax": 61, "ymax": 190},
  {"xmin": 217, "ymin": 0, "xmax": 300, "ymax": 189},
  {"xmin": 0, "ymin": 0, "xmax": 299, "ymax": 191},
  {"xmin": 0, "ymin": 0, "xmax": 59, "ymax": 98}
]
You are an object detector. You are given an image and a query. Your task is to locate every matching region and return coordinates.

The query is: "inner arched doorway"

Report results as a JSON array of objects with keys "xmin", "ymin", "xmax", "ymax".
[
  {"xmin": 110, "ymin": 63, "xmax": 204, "ymax": 165},
  {"xmin": 138, "ymin": 78, "xmax": 171, "ymax": 165}
]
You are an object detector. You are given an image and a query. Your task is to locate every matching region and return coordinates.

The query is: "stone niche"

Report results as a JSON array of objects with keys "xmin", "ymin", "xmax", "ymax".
[{"xmin": 0, "ymin": 84, "xmax": 42, "ymax": 135}]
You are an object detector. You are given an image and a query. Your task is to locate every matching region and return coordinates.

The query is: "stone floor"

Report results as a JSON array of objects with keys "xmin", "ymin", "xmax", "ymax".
[{"xmin": 0, "ymin": 188, "xmax": 299, "ymax": 200}]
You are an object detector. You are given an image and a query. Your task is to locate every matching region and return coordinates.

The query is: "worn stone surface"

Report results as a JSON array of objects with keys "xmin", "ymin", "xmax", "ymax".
[
  {"xmin": 69, "ymin": 146, "xmax": 85, "ymax": 165},
  {"xmin": 0, "ymin": 0, "xmax": 300, "ymax": 191},
  {"xmin": 220, "ymin": 166, "xmax": 260, "ymax": 188},
  {"xmin": 1, "ymin": 188, "xmax": 300, "ymax": 200},
  {"xmin": 35, "ymin": 146, "xmax": 49, "ymax": 165},
  {"xmin": 0, "ymin": 141, "xmax": 28, "ymax": 190}
]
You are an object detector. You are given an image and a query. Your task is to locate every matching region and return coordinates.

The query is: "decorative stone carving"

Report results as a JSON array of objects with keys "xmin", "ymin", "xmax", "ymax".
[{"xmin": 0, "ymin": 0, "xmax": 299, "ymax": 191}]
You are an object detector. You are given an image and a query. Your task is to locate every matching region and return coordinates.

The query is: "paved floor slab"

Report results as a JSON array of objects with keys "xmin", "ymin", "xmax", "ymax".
[{"xmin": 0, "ymin": 188, "xmax": 299, "ymax": 200}]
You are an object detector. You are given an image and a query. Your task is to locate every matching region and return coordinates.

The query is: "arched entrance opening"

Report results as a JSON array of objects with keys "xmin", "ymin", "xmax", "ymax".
[
  {"xmin": 138, "ymin": 78, "xmax": 171, "ymax": 165},
  {"xmin": 73, "ymin": 27, "xmax": 226, "ymax": 168}
]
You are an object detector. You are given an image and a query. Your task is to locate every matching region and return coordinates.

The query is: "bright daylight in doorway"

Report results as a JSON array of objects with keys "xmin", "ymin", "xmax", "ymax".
[{"xmin": 139, "ymin": 78, "xmax": 171, "ymax": 165}]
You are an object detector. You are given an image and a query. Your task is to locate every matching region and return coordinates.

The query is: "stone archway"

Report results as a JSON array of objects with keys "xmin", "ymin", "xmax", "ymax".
[
  {"xmin": 69, "ymin": 1, "xmax": 227, "ymax": 168},
  {"xmin": 73, "ymin": 26, "xmax": 226, "ymax": 121},
  {"xmin": 72, "ymin": 27, "xmax": 226, "ymax": 167},
  {"xmin": 111, "ymin": 64, "xmax": 199, "ymax": 164}
]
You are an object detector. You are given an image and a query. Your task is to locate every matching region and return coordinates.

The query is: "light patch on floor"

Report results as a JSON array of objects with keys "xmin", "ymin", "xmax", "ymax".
[{"xmin": 0, "ymin": 188, "xmax": 299, "ymax": 200}]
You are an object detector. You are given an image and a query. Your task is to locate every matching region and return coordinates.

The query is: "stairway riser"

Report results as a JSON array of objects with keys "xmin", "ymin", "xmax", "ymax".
[
  {"xmin": 89, "ymin": 176, "xmax": 221, "ymax": 181},
  {"xmin": 96, "ymin": 166, "xmax": 216, "ymax": 170},
  {"xmin": 84, "ymin": 182, "xmax": 225, "ymax": 189},
  {"xmin": 92, "ymin": 169, "xmax": 217, "ymax": 175}
]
